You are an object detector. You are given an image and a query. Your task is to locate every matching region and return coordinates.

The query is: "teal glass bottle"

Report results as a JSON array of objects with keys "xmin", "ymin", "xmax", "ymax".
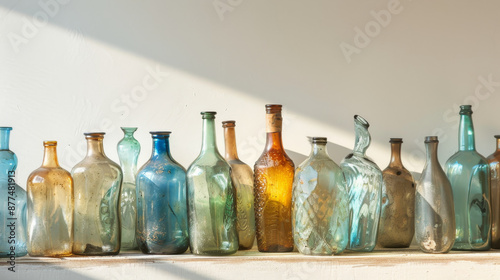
[
  {"xmin": 340, "ymin": 115, "xmax": 383, "ymax": 252},
  {"xmin": 293, "ymin": 137, "xmax": 349, "ymax": 255},
  {"xmin": 187, "ymin": 112, "xmax": 238, "ymax": 255},
  {"xmin": 445, "ymin": 105, "xmax": 491, "ymax": 250},
  {"xmin": 136, "ymin": 131, "xmax": 189, "ymax": 254},
  {"xmin": 117, "ymin": 127, "xmax": 140, "ymax": 250},
  {"xmin": 0, "ymin": 127, "xmax": 28, "ymax": 258}
]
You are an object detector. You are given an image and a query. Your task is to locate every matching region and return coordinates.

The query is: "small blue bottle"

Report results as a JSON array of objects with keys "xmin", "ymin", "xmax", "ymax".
[
  {"xmin": 136, "ymin": 131, "xmax": 189, "ymax": 254},
  {"xmin": 0, "ymin": 127, "xmax": 28, "ymax": 258}
]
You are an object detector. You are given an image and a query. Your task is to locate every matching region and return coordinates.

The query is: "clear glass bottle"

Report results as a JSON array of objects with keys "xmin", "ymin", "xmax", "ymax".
[
  {"xmin": 117, "ymin": 127, "xmax": 140, "ymax": 250},
  {"xmin": 415, "ymin": 136, "xmax": 455, "ymax": 253},
  {"xmin": 254, "ymin": 104, "xmax": 295, "ymax": 252},
  {"xmin": 27, "ymin": 141, "xmax": 73, "ymax": 257},
  {"xmin": 72, "ymin": 132, "xmax": 123, "ymax": 255},
  {"xmin": 187, "ymin": 112, "xmax": 238, "ymax": 255},
  {"xmin": 487, "ymin": 135, "xmax": 500, "ymax": 249},
  {"xmin": 0, "ymin": 127, "xmax": 28, "ymax": 258},
  {"xmin": 377, "ymin": 138, "xmax": 415, "ymax": 248},
  {"xmin": 136, "ymin": 131, "xmax": 189, "ymax": 254},
  {"xmin": 292, "ymin": 137, "xmax": 349, "ymax": 255},
  {"xmin": 340, "ymin": 115, "xmax": 383, "ymax": 252},
  {"xmin": 445, "ymin": 105, "xmax": 491, "ymax": 250},
  {"xmin": 222, "ymin": 121, "xmax": 256, "ymax": 250}
]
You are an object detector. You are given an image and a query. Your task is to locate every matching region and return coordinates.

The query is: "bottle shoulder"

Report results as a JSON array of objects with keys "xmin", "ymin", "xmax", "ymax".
[
  {"xmin": 71, "ymin": 155, "xmax": 122, "ymax": 176},
  {"xmin": 445, "ymin": 150, "xmax": 489, "ymax": 168},
  {"xmin": 341, "ymin": 153, "xmax": 382, "ymax": 173},
  {"xmin": 137, "ymin": 157, "xmax": 187, "ymax": 176},
  {"xmin": 254, "ymin": 149, "xmax": 295, "ymax": 169}
]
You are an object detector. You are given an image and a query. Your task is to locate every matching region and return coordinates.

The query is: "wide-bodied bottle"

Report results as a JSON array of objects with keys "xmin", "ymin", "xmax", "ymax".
[
  {"xmin": 136, "ymin": 132, "xmax": 189, "ymax": 254},
  {"xmin": 445, "ymin": 105, "xmax": 491, "ymax": 251},
  {"xmin": 72, "ymin": 132, "xmax": 123, "ymax": 255},
  {"xmin": 27, "ymin": 141, "xmax": 73, "ymax": 257},
  {"xmin": 340, "ymin": 115, "xmax": 383, "ymax": 252},
  {"xmin": 254, "ymin": 104, "xmax": 295, "ymax": 252},
  {"xmin": 487, "ymin": 135, "xmax": 500, "ymax": 249},
  {"xmin": 187, "ymin": 112, "xmax": 238, "ymax": 255}
]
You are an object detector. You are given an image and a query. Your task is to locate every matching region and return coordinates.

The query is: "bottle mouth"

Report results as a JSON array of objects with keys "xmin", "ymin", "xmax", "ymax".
[
  {"xmin": 84, "ymin": 132, "xmax": 105, "ymax": 139},
  {"xmin": 0, "ymin": 127, "xmax": 13, "ymax": 131},
  {"xmin": 424, "ymin": 136, "xmax": 439, "ymax": 143},
  {"xmin": 222, "ymin": 120, "xmax": 236, "ymax": 128},
  {"xmin": 309, "ymin": 137, "xmax": 327, "ymax": 144},
  {"xmin": 201, "ymin": 111, "xmax": 217, "ymax": 119},
  {"xmin": 459, "ymin": 105, "xmax": 473, "ymax": 115},
  {"xmin": 43, "ymin": 141, "xmax": 57, "ymax": 146},
  {"xmin": 494, "ymin": 135, "xmax": 500, "ymax": 139},
  {"xmin": 121, "ymin": 127, "xmax": 138, "ymax": 133},
  {"xmin": 150, "ymin": 131, "xmax": 171, "ymax": 137},
  {"xmin": 389, "ymin": 138, "xmax": 403, "ymax": 143},
  {"xmin": 265, "ymin": 104, "xmax": 282, "ymax": 114},
  {"xmin": 354, "ymin": 115, "xmax": 370, "ymax": 128}
]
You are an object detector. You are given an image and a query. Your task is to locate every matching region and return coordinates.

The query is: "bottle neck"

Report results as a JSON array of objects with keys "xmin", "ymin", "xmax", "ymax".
[
  {"xmin": 496, "ymin": 137, "xmax": 500, "ymax": 152},
  {"xmin": 310, "ymin": 143, "xmax": 328, "ymax": 158},
  {"xmin": 201, "ymin": 117, "xmax": 218, "ymax": 153},
  {"xmin": 152, "ymin": 136, "xmax": 172, "ymax": 159},
  {"xmin": 425, "ymin": 142, "xmax": 439, "ymax": 164},
  {"xmin": 388, "ymin": 142, "xmax": 403, "ymax": 168},
  {"xmin": 264, "ymin": 111, "xmax": 284, "ymax": 151},
  {"xmin": 42, "ymin": 145, "xmax": 60, "ymax": 168},
  {"xmin": 459, "ymin": 113, "xmax": 475, "ymax": 151},
  {"xmin": 86, "ymin": 138, "xmax": 105, "ymax": 157},
  {"xmin": 0, "ymin": 129, "xmax": 10, "ymax": 150},
  {"xmin": 353, "ymin": 122, "xmax": 370, "ymax": 156},
  {"xmin": 223, "ymin": 126, "xmax": 239, "ymax": 160}
]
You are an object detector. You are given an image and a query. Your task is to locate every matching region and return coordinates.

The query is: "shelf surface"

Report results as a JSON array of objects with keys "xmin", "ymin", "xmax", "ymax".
[{"xmin": 1, "ymin": 247, "xmax": 500, "ymax": 280}]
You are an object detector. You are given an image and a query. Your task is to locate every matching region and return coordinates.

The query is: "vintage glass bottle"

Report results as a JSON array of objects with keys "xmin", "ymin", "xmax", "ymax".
[
  {"xmin": 72, "ymin": 132, "xmax": 123, "ymax": 255},
  {"xmin": 254, "ymin": 104, "xmax": 295, "ymax": 252},
  {"xmin": 27, "ymin": 141, "xmax": 73, "ymax": 257},
  {"xmin": 222, "ymin": 121, "xmax": 256, "ymax": 250},
  {"xmin": 292, "ymin": 137, "xmax": 349, "ymax": 255},
  {"xmin": 415, "ymin": 136, "xmax": 455, "ymax": 253},
  {"xmin": 136, "ymin": 131, "xmax": 189, "ymax": 254},
  {"xmin": 0, "ymin": 127, "xmax": 28, "ymax": 258},
  {"xmin": 117, "ymin": 127, "xmax": 140, "ymax": 250},
  {"xmin": 487, "ymin": 135, "xmax": 500, "ymax": 249},
  {"xmin": 187, "ymin": 112, "xmax": 238, "ymax": 255},
  {"xmin": 377, "ymin": 138, "xmax": 415, "ymax": 248},
  {"xmin": 340, "ymin": 115, "xmax": 383, "ymax": 252},
  {"xmin": 445, "ymin": 105, "xmax": 491, "ymax": 250}
]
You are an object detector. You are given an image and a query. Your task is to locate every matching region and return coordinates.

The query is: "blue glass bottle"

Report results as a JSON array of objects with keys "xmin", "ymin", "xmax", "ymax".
[
  {"xmin": 0, "ymin": 127, "xmax": 28, "ymax": 258},
  {"xmin": 340, "ymin": 115, "xmax": 383, "ymax": 252},
  {"xmin": 293, "ymin": 137, "xmax": 349, "ymax": 255},
  {"xmin": 136, "ymin": 131, "xmax": 189, "ymax": 254},
  {"xmin": 445, "ymin": 105, "xmax": 491, "ymax": 250}
]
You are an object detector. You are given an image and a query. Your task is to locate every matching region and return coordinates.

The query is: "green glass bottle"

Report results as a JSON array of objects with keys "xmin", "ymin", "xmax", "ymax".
[
  {"xmin": 445, "ymin": 105, "xmax": 491, "ymax": 250},
  {"xmin": 186, "ymin": 112, "xmax": 238, "ymax": 255}
]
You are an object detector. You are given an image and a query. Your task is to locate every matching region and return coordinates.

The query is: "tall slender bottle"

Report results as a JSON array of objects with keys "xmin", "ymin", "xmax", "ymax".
[
  {"xmin": 254, "ymin": 104, "xmax": 295, "ymax": 252},
  {"xmin": 136, "ymin": 132, "xmax": 189, "ymax": 254},
  {"xmin": 487, "ymin": 135, "xmax": 500, "ymax": 249},
  {"xmin": 117, "ymin": 127, "xmax": 140, "ymax": 250},
  {"xmin": 72, "ymin": 132, "xmax": 123, "ymax": 255},
  {"xmin": 377, "ymin": 138, "xmax": 415, "ymax": 248},
  {"xmin": 293, "ymin": 137, "xmax": 349, "ymax": 255},
  {"xmin": 445, "ymin": 105, "xmax": 491, "ymax": 250},
  {"xmin": 27, "ymin": 141, "xmax": 73, "ymax": 257},
  {"xmin": 340, "ymin": 115, "xmax": 383, "ymax": 252},
  {"xmin": 222, "ymin": 121, "xmax": 256, "ymax": 250},
  {"xmin": 187, "ymin": 112, "xmax": 238, "ymax": 255},
  {"xmin": 0, "ymin": 127, "xmax": 28, "ymax": 258},
  {"xmin": 415, "ymin": 136, "xmax": 455, "ymax": 253}
]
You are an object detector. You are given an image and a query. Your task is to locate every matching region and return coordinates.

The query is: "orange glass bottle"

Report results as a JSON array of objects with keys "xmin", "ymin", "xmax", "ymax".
[{"xmin": 254, "ymin": 104, "xmax": 295, "ymax": 252}]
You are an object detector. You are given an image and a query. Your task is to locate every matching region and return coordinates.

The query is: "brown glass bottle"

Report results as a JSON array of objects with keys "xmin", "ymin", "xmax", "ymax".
[
  {"xmin": 253, "ymin": 104, "xmax": 295, "ymax": 252},
  {"xmin": 487, "ymin": 135, "xmax": 500, "ymax": 249}
]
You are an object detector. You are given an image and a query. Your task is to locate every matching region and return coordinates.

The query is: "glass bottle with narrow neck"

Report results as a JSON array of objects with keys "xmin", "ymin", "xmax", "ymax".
[
  {"xmin": 377, "ymin": 138, "xmax": 415, "ymax": 248},
  {"xmin": 117, "ymin": 127, "xmax": 140, "ymax": 250},
  {"xmin": 222, "ymin": 120, "xmax": 256, "ymax": 250},
  {"xmin": 72, "ymin": 132, "xmax": 123, "ymax": 255},
  {"xmin": 415, "ymin": 136, "xmax": 455, "ymax": 253},
  {"xmin": 136, "ymin": 132, "xmax": 189, "ymax": 254},
  {"xmin": 254, "ymin": 104, "xmax": 295, "ymax": 252},
  {"xmin": 445, "ymin": 105, "xmax": 491, "ymax": 250},
  {"xmin": 27, "ymin": 141, "xmax": 73, "ymax": 257},
  {"xmin": 0, "ymin": 127, "xmax": 28, "ymax": 257},
  {"xmin": 187, "ymin": 112, "xmax": 238, "ymax": 255},
  {"xmin": 340, "ymin": 115, "xmax": 383, "ymax": 252},
  {"xmin": 487, "ymin": 135, "xmax": 500, "ymax": 248},
  {"xmin": 293, "ymin": 137, "xmax": 349, "ymax": 255}
]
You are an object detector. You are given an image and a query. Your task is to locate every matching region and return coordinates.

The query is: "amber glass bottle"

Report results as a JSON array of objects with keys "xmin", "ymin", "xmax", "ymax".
[
  {"xmin": 254, "ymin": 104, "xmax": 295, "ymax": 252},
  {"xmin": 487, "ymin": 135, "xmax": 500, "ymax": 249},
  {"xmin": 27, "ymin": 141, "xmax": 74, "ymax": 257}
]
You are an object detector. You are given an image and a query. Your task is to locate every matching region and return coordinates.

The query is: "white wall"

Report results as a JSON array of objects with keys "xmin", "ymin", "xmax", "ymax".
[{"xmin": 0, "ymin": 0, "xmax": 499, "ymax": 187}]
